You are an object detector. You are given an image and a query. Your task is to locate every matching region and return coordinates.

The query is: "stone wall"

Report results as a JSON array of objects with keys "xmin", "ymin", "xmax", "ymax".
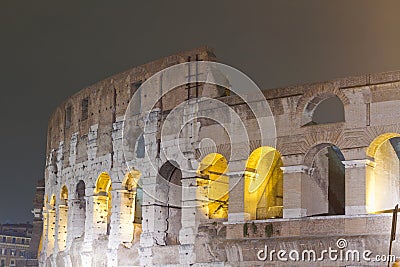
[{"xmin": 40, "ymin": 46, "xmax": 400, "ymax": 266}]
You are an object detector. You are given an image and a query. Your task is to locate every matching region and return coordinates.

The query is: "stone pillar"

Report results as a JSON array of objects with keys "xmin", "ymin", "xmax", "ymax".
[
  {"xmin": 52, "ymin": 206, "xmax": 62, "ymax": 260},
  {"xmin": 66, "ymin": 198, "xmax": 86, "ymax": 249},
  {"xmin": 47, "ymin": 208, "xmax": 56, "ymax": 257},
  {"xmin": 107, "ymin": 183, "xmax": 136, "ymax": 267},
  {"xmin": 342, "ymin": 159, "xmax": 371, "ymax": 215},
  {"xmin": 57, "ymin": 205, "xmax": 68, "ymax": 251},
  {"xmin": 281, "ymin": 165, "xmax": 309, "ymax": 218},
  {"xmin": 227, "ymin": 170, "xmax": 249, "ymax": 223},
  {"xmin": 178, "ymin": 170, "xmax": 208, "ymax": 266},
  {"xmin": 139, "ymin": 174, "xmax": 168, "ymax": 266},
  {"xmin": 81, "ymin": 189, "xmax": 98, "ymax": 267},
  {"xmin": 81, "ymin": 190, "xmax": 110, "ymax": 266},
  {"xmin": 93, "ymin": 195, "xmax": 109, "ymax": 234},
  {"xmin": 41, "ymin": 208, "xmax": 49, "ymax": 259}
]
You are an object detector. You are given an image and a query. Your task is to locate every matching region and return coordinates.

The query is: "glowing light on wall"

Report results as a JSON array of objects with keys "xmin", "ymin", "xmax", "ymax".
[
  {"xmin": 94, "ymin": 172, "xmax": 112, "ymax": 235},
  {"xmin": 58, "ymin": 185, "xmax": 68, "ymax": 251},
  {"xmin": 245, "ymin": 147, "xmax": 283, "ymax": 220},
  {"xmin": 197, "ymin": 153, "xmax": 229, "ymax": 219},
  {"xmin": 366, "ymin": 133, "xmax": 400, "ymax": 213}
]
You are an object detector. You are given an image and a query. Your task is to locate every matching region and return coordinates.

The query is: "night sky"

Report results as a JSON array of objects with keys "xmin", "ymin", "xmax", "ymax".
[{"xmin": 1, "ymin": 0, "xmax": 400, "ymax": 223}]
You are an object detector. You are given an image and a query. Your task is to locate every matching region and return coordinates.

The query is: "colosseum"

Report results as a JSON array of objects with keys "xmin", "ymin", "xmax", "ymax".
[{"xmin": 41, "ymin": 46, "xmax": 400, "ymax": 266}]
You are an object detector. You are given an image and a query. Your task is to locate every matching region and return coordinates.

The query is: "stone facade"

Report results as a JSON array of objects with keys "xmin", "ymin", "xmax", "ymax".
[{"xmin": 40, "ymin": 46, "xmax": 400, "ymax": 266}]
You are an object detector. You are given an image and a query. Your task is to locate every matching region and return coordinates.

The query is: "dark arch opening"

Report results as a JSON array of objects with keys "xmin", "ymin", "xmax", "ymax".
[
  {"xmin": 76, "ymin": 180, "xmax": 86, "ymax": 211},
  {"xmin": 303, "ymin": 94, "xmax": 345, "ymax": 126},
  {"xmin": 304, "ymin": 144, "xmax": 345, "ymax": 216},
  {"xmin": 158, "ymin": 161, "xmax": 182, "ymax": 245}
]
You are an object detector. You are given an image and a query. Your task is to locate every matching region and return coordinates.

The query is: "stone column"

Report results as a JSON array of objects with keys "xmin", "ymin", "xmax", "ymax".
[
  {"xmin": 47, "ymin": 208, "xmax": 56, "ymax": 257},
  {"xmin": 281, "ymin": 165, "xmax": 309, "ymax": 218},
  {"xmin": 66, "ymin": 198, "xmax": 86, "ymax": 249},
  {"xmin": 342, "ymin": 159, "xmax": 372, "ymax": 215},
  {"xmin": 93, "ymin": 195, "xmax": 109, "ymax": 234},
  {"xmin": 227, "ymin": 170, "xmax": 250, "ymax": 223},
  {"xmin": 107, "ymin": 183, "xmax": 136, "ymax": 267},
  {"xmin": 139, "ymin": 174, "xmax": 167, "ymax": 266},
  {"xmin": 178, "ymin": 170, "xmax": 208, "ymax": 266},
  {"xmin": 57, "ymin": 204, "xmax": 68, "ymax": 251},
  {"xmin": 41, "ymin": 208, "xmax": 49, "ymax": 260},
  {"xmin": 81, "ymin": 189, "xmax": 98, "ymax": 267}
]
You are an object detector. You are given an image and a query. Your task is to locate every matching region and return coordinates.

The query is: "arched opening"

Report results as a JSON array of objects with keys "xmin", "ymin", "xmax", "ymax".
[
  {"xmin": 304, "ymin": 144, "xmax": 345, "ymax": 216},
  {"xmin": 158, "ymin": 161, "xmax": 182, "ymax": 245},
  {"xmin": 70, "ymin": 180, "xmax": 86, "ymax": 241},
  {"xmin": 366, "ymin": 133, "xmax": 400, "ymax": 213},
  {"xmin": 57, "ymin": 186, "xmax": 68, "ymax": 251},
  {"xmin": 50, "ymin": 194, "xmax": 56, "ymax": 207},
  {"xmin": 122, "ymin": 169, "xmax": 142, "ymax": 244},
  {"xmin": 302, "ymin": 94, "xmax": 345, "ymax": 126},
  {"xmin": 76, "ymin": 180, "xmax": 86, "ymax": 211},
  {"xmin": 245, "ymin": 147, "xmax": 283, "ymax": 220},
  {"xmin": 94, "ymin": 172, "xmax": 112, "ymax": 235},
  {"xmin": 197, "ymin": 153, "xmax": 229, "ymax": 219}
]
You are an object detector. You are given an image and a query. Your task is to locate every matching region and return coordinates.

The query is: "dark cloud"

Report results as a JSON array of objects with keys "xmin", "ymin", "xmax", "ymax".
[{"xmin": 1, "ymin": 0, "xmax": 400, "ymax": 222}]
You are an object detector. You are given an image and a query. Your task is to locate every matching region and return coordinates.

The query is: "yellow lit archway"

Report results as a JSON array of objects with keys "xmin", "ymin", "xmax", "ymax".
[
  {"xmin": 245, "ymin": 147, "xmax": 283, "ymax": 219},
  {"xmin": 122, "ymin": 169, "xmax": 142, "ymax": 244},
  {"xmin": 49, "ymin": 194, "xmax": 56, "ymax": 207},
  {"xmin": 366, "ymin": 133, "xmax": 400, "ymax": 213},
  {"xmin": 197, "ymin": 153, "xmax": 229, "ymax": 219},
  {"xmin": 60, "ymin": 185, "xmax": 68, "ymax": 205},
  {"xmin": 95, "ymin": 172, "xmax": 112, "ymax": 194},
  {"xmin": 94, "ymin": 172, "xmax": 112, "ymax": 235}
]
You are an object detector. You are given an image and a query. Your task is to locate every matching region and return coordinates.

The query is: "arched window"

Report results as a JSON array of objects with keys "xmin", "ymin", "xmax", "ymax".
[
  {"xmin": 303, "ymin": 144, "xmax": 345, "ymax": 216},
  {"xmin": 245, "ymin": 147, "xmax": 283, "ymax": 220},
  {"xmin": 302, "ymin": 94, "xmax": 345, "ymax": 126},
  {"xmin": 197, "ymin": 153, "xmax": 229, "ymax": 219}
]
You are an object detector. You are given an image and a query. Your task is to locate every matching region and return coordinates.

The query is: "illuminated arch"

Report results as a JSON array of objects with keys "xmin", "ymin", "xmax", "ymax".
[
  {"xmin": 60, "ymin": 185, "xmax": 68, "ymax": 205},
  {"xmin": 245, "ymin": 147, "xmax": 283, "ymax": 220},
  {"xmin": 366, "ymin": 133, "xmax": 400, "ymax": 158},
  {"xmin": 94, "ymin": 172, "xmax": 112, "ymax": 235},
  {"xmin": 366, "ymin": 133, "xmax": 400, "ymax": 213},
  {"xmin": 95, "ymin": 172, "xmax": 112, "ymax": 194},
  {"xmin": 197, "ymin": 153, "xmax": 229, "ymax": 219},
  {"xmin": 49, "ymin": 194, "xmax": 56, "ymax": 207},
  {"xmin": 121, "ymin": 169, "xmax": 142, "ymax": 244},
  {"xmin": 123, "ymin": 169, "xmax": 142, "ymax": 224}
]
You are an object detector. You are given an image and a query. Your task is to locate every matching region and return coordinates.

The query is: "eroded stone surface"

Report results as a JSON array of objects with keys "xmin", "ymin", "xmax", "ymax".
[{"xmin": 40, "ymin": 46, "xmax": 400, "ymax": 266}]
